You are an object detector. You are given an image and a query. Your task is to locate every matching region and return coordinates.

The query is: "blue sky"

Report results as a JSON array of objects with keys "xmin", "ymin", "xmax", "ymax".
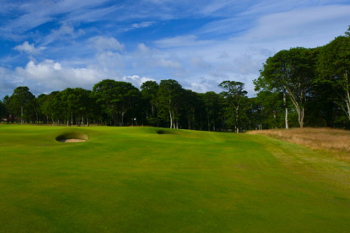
[{"xmin": 1, "ymin": 0, "xmax": 350, "ymax": 98}]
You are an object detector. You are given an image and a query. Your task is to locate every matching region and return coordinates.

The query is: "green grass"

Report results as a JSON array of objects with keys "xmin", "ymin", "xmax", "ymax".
[{"xmin": 0, "ymin": 125, "xmax": 350, "ymax": 232}]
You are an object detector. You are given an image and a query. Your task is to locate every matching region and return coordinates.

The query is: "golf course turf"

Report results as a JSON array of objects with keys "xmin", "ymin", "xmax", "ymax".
[{"xmin": 1, "ymin": 125, "xmax": 350, "ymax": 232}]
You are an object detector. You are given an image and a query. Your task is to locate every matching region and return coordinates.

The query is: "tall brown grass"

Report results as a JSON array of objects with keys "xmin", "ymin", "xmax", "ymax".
[{"xmin": 247, "ymin": 128, "xmax": 350, "ymax": 162}]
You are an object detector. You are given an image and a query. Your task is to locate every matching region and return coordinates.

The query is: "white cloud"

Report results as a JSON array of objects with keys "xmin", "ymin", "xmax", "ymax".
[
  {"xmin": 43, "ymin": 24, "xmax": 85, "ymax": 45},
  {"xmin": 96, "ymin": 51, "xmax": 125, "ymax": 69},
  {"xmin": 0, "ymin": 67, "xmax": 20, "ymax": 96},
  {"xmin": 15, "ymin": 60, "xmax": 103, "ymax": 91},
  {"xmin": 63, "ymin": 4, "xmax": 120, "ymax": 24},
  {"xmin": 89, "ymin": 36, "xmax": 124, "ymax": 51},
  {"xmin": 121, "ymin": 21, "xmax": 156, "ymax": 32},
  {"xmin": 155, "ymin": 35, "xmax": 212, "ymax": 48},
  {"xmin": 123, "ymin": 75, "xmax": 155, "ymax": 88},
  {"xmin": 0, "ymin": 0, "xmax": 113, "ymax": 38},
  {"xmin": 131, "ymin": 21, "xmax": 155, "ymax": 29},
  {"xmin": 188, "ymin": 82, "xmax": 211, "ymax": 93},
  {"xmin": 190, "ymin": 57, "xmax": 212, "ymax": 70},
  {"xmin": 156, "ymin": 58, "xmax": 182, "ymax": 69},
  {"xmin": 198, "ymin": 17, "xmax": 252, "ymax": 37},
  {"xmin": 13, "ymin": 41, "xmax": 45, "ymax": 54},
  {"xmin": 199, "ymin": 0, "xmax": 243, "ymax": 16},
  {"xmin": 132, "ymin": 43, "xmax": 183, "ymax": 71},
  {"xmin": 241, "ymin": 5, "xmax": 350, "ymax": 47},
  {"xmin": 138, "ymin": 43, "xmax": 149, "ymax": 53}
]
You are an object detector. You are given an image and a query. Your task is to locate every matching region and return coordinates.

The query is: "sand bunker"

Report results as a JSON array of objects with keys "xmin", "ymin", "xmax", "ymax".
[
  {"xmin": 57, "ymin": 139, "xmax": 86, "ymax": 143},
  {"xmin": 56, "ymin": 132, "xmax": 88, "ymax": 143}
]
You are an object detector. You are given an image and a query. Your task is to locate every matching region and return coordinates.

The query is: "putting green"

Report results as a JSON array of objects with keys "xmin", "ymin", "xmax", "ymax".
[{"xmin": 0, "ymin": 125, "xmax": 349, "ymax": 232}]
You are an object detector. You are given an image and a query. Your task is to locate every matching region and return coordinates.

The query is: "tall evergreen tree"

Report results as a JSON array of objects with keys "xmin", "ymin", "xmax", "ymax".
[
  {"xmin": 0, "ymin": 100, "xmax": 6, "ymax": 121},
  {"xmin": 219, "ymin": 81, "xmax": 248, "ymax": 133},
  {"xmin": 93, "ymin": 79, "xmax": 140, "ymax": 125},
  {"xmin": 141, "ymin": 81, "xmax": 159, "ymax": 126},
  {"xmin": 8, "ymin": 86, "xmax": 35, "ymax": 124},
  {"xmin": 202, "ymin": 91, "xmax": 222, "ymax": 131},
  {"xmin": 157, "ymin": 79, "xmax": 184, "ymax": 129}
]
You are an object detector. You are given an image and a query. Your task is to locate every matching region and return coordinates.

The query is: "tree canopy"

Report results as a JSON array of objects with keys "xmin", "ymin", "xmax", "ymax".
[
  {"xmin": 255, "ymin": 47, "xmax": 318, "ymax": 128},
  {"xmin": 317, "ymin": 34, "xmax": 350, "ymax": 120}
]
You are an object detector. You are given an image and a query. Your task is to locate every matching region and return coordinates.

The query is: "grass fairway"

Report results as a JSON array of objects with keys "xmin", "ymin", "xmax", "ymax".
[{"xmin": 1, "ymin": 125, "xmax": 350, "ymax": 232}]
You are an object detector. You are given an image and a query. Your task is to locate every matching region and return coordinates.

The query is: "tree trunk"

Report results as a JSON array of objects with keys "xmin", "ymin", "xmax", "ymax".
[
  {"xmin": 283, "ymin": 92, "xmax": 289, "ymax": 129},
  {"xmin": 235, "ymin": 106, "xmax": 239, "ymax": 133},
  {"xmin": 292, "ymin": 100, "xmax": 304, "ymax": 128},
  {"xmin": 285, "ymin": 87, "xmax": 305, "ymax": 128},
  {"xmin": 207, "ymin": 114, "xmax": 210, "ymax": 131},
  {"xmin": 21, "ymin": 106, "xmax": 24, "ymax": 124},
  {"xmin": 346, "ymin": 95, "xmax": 350, "ymax": 121},
  {"xmin": 169, "ymin": 110, "xmax": 173, "ymax": 128},
  {"xmin": 121, "ymin": 112, "xmax": 125, "ymax": 126},
  {"xmin": 299, "ymin": 107, "xmax": 304, "ymax": 128},
  {"xmin": 345, "ymin": 72, "xmax": 350, "ymax": 121}
]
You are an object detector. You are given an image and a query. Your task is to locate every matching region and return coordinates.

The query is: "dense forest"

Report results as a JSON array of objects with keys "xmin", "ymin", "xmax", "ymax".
[{"xmin": 1, "ymin": 27, "xmax": 349, "ymax": 132}]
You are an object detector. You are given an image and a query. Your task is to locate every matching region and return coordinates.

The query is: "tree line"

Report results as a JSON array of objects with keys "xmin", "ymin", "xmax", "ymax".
[{"xmin": 1, "ymin": 27, "xmax": 349, "ymax": 131}]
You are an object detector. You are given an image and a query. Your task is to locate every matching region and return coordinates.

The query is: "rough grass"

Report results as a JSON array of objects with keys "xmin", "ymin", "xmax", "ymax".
[
  {"xmin": 1, "ymin": 125, "xmax": 350, "ymax": 232},
  {"xmin": 247, "ymin": 127, "xmax": 350, "ymax": 162}
]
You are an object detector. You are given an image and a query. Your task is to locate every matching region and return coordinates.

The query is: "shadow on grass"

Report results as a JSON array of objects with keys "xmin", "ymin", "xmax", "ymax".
[{"xmin": 156, "ymin": 129, "xmax": 177, "ymax": 135}]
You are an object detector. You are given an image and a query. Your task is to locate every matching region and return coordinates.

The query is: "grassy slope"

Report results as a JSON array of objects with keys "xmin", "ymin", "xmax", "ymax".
[{"xmin": 0, "ymin": 125, "xmax": 349, "ymax": 232}]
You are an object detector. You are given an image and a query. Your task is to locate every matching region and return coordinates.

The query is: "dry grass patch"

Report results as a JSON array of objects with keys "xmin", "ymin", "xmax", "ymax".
[{"xmin": 247, "ymin": 128, "xmax": 350, "ymax": 162}]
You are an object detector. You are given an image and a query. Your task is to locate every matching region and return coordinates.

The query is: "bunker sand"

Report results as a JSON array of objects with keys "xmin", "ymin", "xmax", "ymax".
[{"xmin": 57, "ymin": 139, "xmax": 86, "ymax": 142}]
